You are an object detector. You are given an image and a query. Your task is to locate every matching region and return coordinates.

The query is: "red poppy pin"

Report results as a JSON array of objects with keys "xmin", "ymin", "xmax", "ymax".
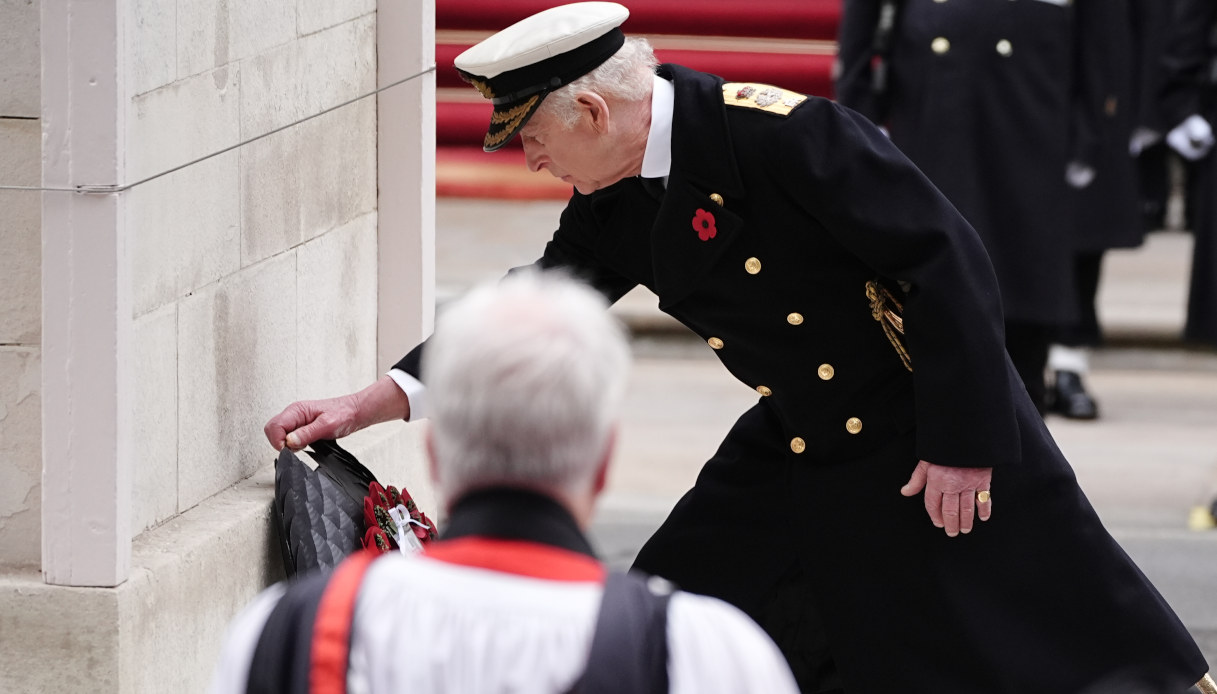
[{"xmin": 692, "ymin": 209, "xmax": 717, "ymax": 241}]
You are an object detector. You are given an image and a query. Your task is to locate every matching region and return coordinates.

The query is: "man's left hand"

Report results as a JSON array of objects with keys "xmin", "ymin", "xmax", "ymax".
[{"xmin": 900, "ymin": 460, "xmax": 993, "ymax": 537}]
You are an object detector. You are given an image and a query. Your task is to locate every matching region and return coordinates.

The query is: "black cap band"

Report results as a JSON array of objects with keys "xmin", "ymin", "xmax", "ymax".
[
  {"xmin": 459, "ymin": 28, "xmax": 625, "ymax": 106},
  {"xmin": 456, "ymin": 25, "xmax": 627, "ymax": 151}
]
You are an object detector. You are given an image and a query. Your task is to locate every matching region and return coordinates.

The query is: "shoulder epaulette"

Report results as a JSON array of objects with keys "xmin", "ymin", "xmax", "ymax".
[{"xmin": 722, "ymin": 83, "xmax": 807, "ymax": 116}]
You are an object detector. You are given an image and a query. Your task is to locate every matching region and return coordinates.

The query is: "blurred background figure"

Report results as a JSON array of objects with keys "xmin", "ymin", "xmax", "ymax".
[
  {"xmin": 835, "ymin": 0, "xmax": 1104, "ymax": 413},
  {"xmin": 1133, "ymin": 0, "xmax": 1180, "ymax": 238},
  {"xmin": 1161, "ymin": 0, "xmax": 1217, "ymax": 348},
  {"xmin": 1047, "ymin": 0, "xmax": 1175, "ymax": 420}
]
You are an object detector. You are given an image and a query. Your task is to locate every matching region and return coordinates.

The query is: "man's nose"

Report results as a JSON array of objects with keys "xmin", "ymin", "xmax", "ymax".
[{"xmin": 523, "ymin": 142, "xmax": 544, "ymax": 172}]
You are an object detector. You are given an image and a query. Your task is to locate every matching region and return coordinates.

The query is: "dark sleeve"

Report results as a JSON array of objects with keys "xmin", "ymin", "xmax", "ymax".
[
  {"xmin": 1159, "ymin": 0, "xmax": 1217, "ymax": 128},
  {"xmin": 774, "ymin": 100, "xmax": 1021, "ymax": 469},
  {"xmin": 1068, "ymin": 0, "xmax": 1109, "ymax": 169},
  {"xmin": 244, "ymin": 573, "xmax": 329, "ymax": 694},
  {"xmin": 391, "ymin": 195, "xmax": 638, "ymax": 380},
  {"xmin": 834, "ymin": 0, "xmax": 886, "ymax": 123},
  {"xmin": 1130, "ymin": 0, "xmax": 1175, "ymax": 131}
]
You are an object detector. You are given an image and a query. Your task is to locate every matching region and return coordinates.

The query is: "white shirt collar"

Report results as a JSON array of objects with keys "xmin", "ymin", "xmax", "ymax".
[{"xmin": 640, "ymin": 74, "xmax": 674, "ymax": 180}]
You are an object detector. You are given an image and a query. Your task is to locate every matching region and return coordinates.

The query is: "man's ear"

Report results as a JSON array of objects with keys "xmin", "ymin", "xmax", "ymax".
[{"xmin": 575, "ymin": 91, "xmax": 611, "ymax": 134}]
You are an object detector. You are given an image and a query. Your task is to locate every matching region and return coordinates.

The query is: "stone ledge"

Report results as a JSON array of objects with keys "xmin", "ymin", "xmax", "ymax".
[{"xmin": 0, "ymin": 421, "xmax": 433, "ymax": 694}]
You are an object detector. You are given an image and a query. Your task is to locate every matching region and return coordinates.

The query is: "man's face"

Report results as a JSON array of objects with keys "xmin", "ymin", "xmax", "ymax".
[{"xmin": 518, "ymin": 103, "xmax": 628, "ymax": 195}]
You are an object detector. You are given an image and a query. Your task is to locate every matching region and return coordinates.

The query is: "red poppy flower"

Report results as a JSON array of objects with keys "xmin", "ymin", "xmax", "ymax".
[
  {"xmin": 362, "ymin": 479, "xmax": 439, "ymax": 552},
  {"xmin": 411, "ymin": 512, "xmax": 438, "ymax": 543},
  {"xmin": 363, "ymin": 497, "xmax": 377, "ymax": 529},
  {"xmin": 362, "ymin": 526, "xmax": 393, "ymax": 554},
  {"xmin": 692, "ymin": 209, "xmax": 717, "ymax": 241},
  {"xmin": 368, "ymin": 481, "xmax": 390, "ymax": 509}
]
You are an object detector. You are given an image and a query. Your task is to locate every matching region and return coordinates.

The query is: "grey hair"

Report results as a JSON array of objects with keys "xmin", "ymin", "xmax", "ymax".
[
  {"xmin": 421, "ymin": 270, "xmax": 632, "ymax": 501},
  {"xmin": 539, "ymin": 37, "xmax": 658, "ymax": 129}
]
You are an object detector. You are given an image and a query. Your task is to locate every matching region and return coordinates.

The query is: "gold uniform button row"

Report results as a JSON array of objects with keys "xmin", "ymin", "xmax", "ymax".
[
  {"xmin": 931, "ymin": 37, "xmax": 1012, "ymax": 56},
  {"xmin": 708, "ymin": 337, "xmax": 724, "ymax": 350},
  {"xmin": 790, "ymin": 417, "xmax": 862, "ymax": 454},
  {"xmin": 787, "ymin": 312, "xmax": 804, "ymax": 326},
  {"xmin": 745, "ymin": 257, "xmax": 762, "ymax": 274},
  {"xmin": 756, "ymin": 363, "xmax": 835, "ymax": 397},
  {"xmin": 709, "ymin": 193, "xmax": 724, "ymax": 206}
]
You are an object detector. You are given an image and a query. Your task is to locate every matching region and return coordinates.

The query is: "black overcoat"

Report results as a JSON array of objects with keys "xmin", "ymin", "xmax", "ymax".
[
  {"xmin": 1072, "ymin": 0, "xmax": 1145, "ymax": 253},
  {"xmin": 397, "ymin": 65, "xmax": 1206, "ymax": 691},
  {"xmin": 1161, "ymin": 0, "xmax": 1217, "ymax": 345},
  {"xmin": 836, "ymin": 0, "xmax": 1101, "ymax": 325}
]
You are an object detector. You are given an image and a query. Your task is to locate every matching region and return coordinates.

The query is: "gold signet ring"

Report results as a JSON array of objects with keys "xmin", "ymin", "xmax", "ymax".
[{"xmin": 976, "ymin": 490, "xmax": 991, "ymax": 504}]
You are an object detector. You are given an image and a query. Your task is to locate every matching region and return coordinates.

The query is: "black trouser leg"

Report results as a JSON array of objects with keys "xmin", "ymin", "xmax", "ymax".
[
  {"xmin": 1185, "ymin": 153, "xmax": 1217, "ymax": 345},
  {"xmin": 1056, "ymin": 252, "xmax": 1104, "ymax": 348},
  {"xmin": 1005, "ymin": 321, "xmax": 1050, "ymax": 414}
]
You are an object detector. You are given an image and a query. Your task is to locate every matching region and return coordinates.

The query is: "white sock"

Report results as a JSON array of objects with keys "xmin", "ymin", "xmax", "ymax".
[{"xmin": 1048, "ymin": 344, "xmax": 1090, "ymax": 374}]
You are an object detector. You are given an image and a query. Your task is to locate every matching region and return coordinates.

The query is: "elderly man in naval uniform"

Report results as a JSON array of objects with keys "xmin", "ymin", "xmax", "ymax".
[{"xmin": 264, "ymin": 3, "xmax": 1214, "ymax": 692}]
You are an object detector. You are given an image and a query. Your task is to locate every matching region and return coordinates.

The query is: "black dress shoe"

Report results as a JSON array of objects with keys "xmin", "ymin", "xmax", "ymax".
[{"xmin": 1049, "ymin": 370, "xmax": 1099, "ymax": 420}]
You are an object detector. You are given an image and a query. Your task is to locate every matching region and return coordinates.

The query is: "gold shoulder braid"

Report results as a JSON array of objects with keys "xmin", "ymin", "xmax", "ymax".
[
  {"xmin": 722, "ymin": 83, "xmax": 807, "ymax": 117},
  {"xmin": 866, "ymin": 279, "xmax": 912, "ymax": 371}
]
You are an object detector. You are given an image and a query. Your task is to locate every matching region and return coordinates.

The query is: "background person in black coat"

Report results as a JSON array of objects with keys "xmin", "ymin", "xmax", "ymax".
[
  {"xmin": 835, "ymin": 0, "xmax": 1104, "ymax": 412},
  {"xmin": 1047, "ymin": 0, "xmax": 1173, "ymax": 420},
  {"xmin": 1161, "ymin": 0, "xmax": 1217, "ymax": 348},
  {"xmin": 266, "ymin": 3, "xmax": 1212, "ymax": 692}
]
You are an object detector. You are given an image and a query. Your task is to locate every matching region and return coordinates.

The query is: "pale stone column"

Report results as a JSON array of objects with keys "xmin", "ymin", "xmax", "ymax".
[
  {"xmin": 377, "ymin": 0, "xmax": 436, "ymax": 372},
  {"xmin": 40, "ymin": 0, "xmax": 131, "ymax": 586}
]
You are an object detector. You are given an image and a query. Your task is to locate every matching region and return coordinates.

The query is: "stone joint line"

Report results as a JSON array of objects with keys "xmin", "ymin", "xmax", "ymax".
[{"xmin": 0, "ymin": 65, "xmax": 437, "ymax": 195}]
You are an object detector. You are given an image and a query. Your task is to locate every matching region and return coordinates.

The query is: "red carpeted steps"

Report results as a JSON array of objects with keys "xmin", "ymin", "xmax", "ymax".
[{"xmin": 435, "ymin": 0, "xmax": 842, "ymax": 199}]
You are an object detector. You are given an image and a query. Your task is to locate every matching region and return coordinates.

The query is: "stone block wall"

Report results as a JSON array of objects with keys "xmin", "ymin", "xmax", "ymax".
[
  {"xmin": 0, "ymin": 0, "xmax": 42, "ymax": 569},
  {"xmin": 125, "ymin": 1, "xmax": 379, "ymax": 534},
  {"xmin": 1, "ymin": 2, "xmax": 438, "ymax": 690}
]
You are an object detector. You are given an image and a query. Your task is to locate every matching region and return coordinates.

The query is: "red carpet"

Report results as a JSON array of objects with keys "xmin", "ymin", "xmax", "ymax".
[
  {"xmin": 435, "ymin": 0, "xmax": 843, "ymax": 199},
  {"xmin": 437, "ymin": 147, "xmax": 574, "ymax": 200}
]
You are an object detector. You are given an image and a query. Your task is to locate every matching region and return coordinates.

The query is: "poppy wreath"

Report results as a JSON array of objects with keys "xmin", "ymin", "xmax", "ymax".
[
  {"xmin": 362, "ymin": 481, "xmax": 438, "ymax": 554},
  {"xmin": 692, "ymin": 209, "xmax": 717, "ymax": 241}
]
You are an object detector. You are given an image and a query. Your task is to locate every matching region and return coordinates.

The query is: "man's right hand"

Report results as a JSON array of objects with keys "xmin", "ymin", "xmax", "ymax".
[{"xmin": 264, "ymin": 375, "xmax": 411, "ymax": 450}]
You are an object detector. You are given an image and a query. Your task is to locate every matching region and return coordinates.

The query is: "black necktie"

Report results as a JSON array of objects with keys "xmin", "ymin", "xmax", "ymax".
[{"xmin": 638, "ymin": 176, "xmax": 666, "ymax": 202}]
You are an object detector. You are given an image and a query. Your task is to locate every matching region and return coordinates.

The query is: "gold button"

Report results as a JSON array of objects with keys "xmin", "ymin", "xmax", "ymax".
[
  {"xmin": 846, "ymin": 417, "xmax": 863, "ymax": 435},
  {"xmin": 707, "ymin": 337, "xmax": 724, "ymax": 350},
  {"xmin": 996, "ymin": 39, "xmax": 1012, "ymax": 57},
  {"xmin": 744, "ymin": 257, "xmax": 762, "ymax": 275},
  {"xmin": 932, "ymin": 37, "xmax": 950, "ymax": 54},
  {"xmin": 756, "ymin": 385, "xmax": 772, "ymax": 397},
  {"xmin": 787, "ymin": 312, "xmax": 804, "ymax": 326},
  {"xmin": 790, "ymin": 437, "xmax": 806, "ymax": 454},
  {"xmin": 1105, "ymin": 95, "xmax": 1118, "ymax": 116},
  {"xmin": 709, "ymin": 193, "xmax": 724, "ymax": 206},
  {"xmin": 817, "ymin": 364, "xmax": 835, "ymax": 381}
]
